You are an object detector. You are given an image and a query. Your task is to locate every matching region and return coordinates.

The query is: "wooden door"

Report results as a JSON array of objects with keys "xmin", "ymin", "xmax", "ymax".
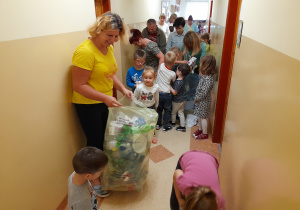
[{"xmin": 212, "ymin": 0, "xmax": 242, "ymax": 144}]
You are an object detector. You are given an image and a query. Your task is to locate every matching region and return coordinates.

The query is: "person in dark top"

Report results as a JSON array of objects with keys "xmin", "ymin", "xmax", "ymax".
[
  {"xmin": 170, "ymin": 64, "xmax": 191, "ymax": 132},
  {"xmin": 142, "ymin": 19, "xmax": 167, "ymax": 54},
  {"xmin": 129, "ymin": 29, "xmax": 164, "ymax": 71}
]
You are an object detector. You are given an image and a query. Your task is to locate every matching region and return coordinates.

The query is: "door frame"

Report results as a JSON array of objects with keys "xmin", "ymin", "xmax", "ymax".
[{"xmin": 212, "ymin": 0, "xmax": 242, "ymax": 144}]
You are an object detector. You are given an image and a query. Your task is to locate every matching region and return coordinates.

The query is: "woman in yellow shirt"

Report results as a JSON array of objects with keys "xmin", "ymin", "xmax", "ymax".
[{"xmin": 72, "ymin": 12, "xmax": 133, "ymax": 151}]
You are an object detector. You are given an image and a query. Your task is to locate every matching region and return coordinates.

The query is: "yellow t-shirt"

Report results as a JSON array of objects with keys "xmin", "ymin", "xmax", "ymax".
[{"xmin": 72, "ymin": 39, "xmax": 118, "ymax": 104}]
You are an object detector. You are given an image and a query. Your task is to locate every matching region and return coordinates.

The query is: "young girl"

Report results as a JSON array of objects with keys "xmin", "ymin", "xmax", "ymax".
[
  {"xmin": 133, "ymin": 66, "xmax": 159, "ymax": 143},
  {"xmin": 170, "ymin": 150, "xmax": 225, "ymax": 210},
  {"xmin": 193, "ymin": 54, "xmax": 217, "ymax": 140}
]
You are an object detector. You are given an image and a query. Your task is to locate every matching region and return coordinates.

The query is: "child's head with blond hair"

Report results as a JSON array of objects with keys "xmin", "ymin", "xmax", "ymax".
[
  {"xmin": 170, "ymin": 46, "xmax": 182, "ymax": 61},
  {"xmin": 164, "ymin": 51, "xmax": 177, "ymax": 68},
  {"xmin": 142, "ymin": 66, "xmax": 156, "ymax": 87}
]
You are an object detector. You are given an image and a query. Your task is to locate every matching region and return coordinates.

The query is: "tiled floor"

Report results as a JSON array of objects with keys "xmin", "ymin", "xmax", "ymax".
[
  {"xmin": 59, "ymin": 125, "xmax": 220, "ymax": 210},
  {"xmin": 149, "ymin": 144, "xmax": 174, "ymax": 163}
]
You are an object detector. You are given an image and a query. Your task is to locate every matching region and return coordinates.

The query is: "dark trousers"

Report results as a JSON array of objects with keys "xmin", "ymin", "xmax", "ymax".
[
  {"xmin": 157, "ymin": 93, "xmax": 172, "ymax": 127},
  {"xmin": 170, "ymin": 159, "xmax": 182, "ymax": 210},
  {"xmin": 74, "ymin": 103, "xmax": 109, "ymax": 150}
]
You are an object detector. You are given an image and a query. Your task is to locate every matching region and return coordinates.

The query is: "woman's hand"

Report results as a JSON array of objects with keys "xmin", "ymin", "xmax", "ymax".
[
  {"xmin": 103, "ymin": 95, "xmax": 122, "ymax": 107},
  {"xmin": 123, "ymin": 88, "xmax": 133, "ymax": 101}
]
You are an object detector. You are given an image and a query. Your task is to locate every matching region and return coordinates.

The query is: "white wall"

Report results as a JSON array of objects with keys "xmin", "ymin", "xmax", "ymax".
[
  {"xmin": 179, "ymin": 1, "xmax": 209, "ymax": 20},
  {"xmin": 0, "ymin": 0, "xmax": 95, "ymax": 41},
  {"xmin": 240, "ymin": 0, "xmax": 300, "ymax": 60},
  {"xmin": 111, "ymin": 0, "xmax": 161, "ymax": 24},
  {"xmin": 210, "ymin": 0, "xmax": 229, "ymax": 27}
]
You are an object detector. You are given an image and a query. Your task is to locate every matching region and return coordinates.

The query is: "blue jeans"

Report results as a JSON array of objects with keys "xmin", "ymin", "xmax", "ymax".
[{"xmin": 157, "ymin": 93, "xmax": 172, "ymax": 127}]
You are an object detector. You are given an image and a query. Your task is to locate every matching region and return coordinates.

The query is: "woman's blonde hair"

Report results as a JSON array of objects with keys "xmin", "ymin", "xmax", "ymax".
[
  {"xmin": 183, "ymin": 31, "xmax": 201, "ymax": 56},
  {"xmin": 183, "ymin": 186, "xmax": 218, "ymax": 210},
  {"xmin": 88, "ymin": 12, "xmax": 126, "ymax": 41}
]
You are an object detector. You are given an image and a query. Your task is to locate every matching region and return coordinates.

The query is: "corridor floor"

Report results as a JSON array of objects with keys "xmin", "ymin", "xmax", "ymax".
[{"xmin": 60, "ymin": 125, "xmax": 220, "ymax": 210}]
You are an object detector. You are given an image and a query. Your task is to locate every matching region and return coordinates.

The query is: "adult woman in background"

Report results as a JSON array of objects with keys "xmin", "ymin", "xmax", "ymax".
[
  {"xmin": 183, "ymin": 31, "xmax": 206, "ymax": 74},
  {"xmin": 166, "ymin": 17, "xmax": 186, "ymax": 52},
  {"xmin": 157, "ymin": 13, "xmax": 170, "ymax": 39},
  {"xmin": 72, "ymin": 12, "xmax": 133, "ymax": 151},
  {"xmin": 184, "ymin": 15, "xmax": 200, "ymax": 33},
  {"xmin": 129, "ymin": 29, "xmax": 164, "ymax": 71}
]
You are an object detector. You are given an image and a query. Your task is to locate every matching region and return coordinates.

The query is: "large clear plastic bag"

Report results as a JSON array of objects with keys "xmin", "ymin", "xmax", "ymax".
[{"xmin": 101, "ymin": 97, "xmax": 158, "ymax": 191}]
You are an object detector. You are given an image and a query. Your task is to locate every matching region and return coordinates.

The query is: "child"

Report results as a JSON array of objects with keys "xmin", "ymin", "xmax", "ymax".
[
  {"xmin": 68, "ymin": 147, "xmax": 109, "ymax": 210},
  {"xmin": 133, "ymin": 66, "xmax": 159, "ymax": 110},
  {"xmin": 201, "ymin": 32, "xmax": 210, "ymax": 53},
  {"xmin": 170, "ymin": 150, "xmax": 226, "ymax": 210},
  {"xmin": 170, "ymin": 64, "xmax": 190, "ymax": 132},
  {"xmin": 156, "ymin": 51, "xmax": 177, "ymax": 132},
  {"xmin": 126, "ymin": 49, "xmax": 146, "ymax": 92},
  {"xmin": 133, "ymin": 66, "xmax": 159, "ymax": 143},
  {"xmin": 193, "ymin": 54, "xmax": 217, "ymax": 140},
  {"xmin": 170, "ymin": 46, "xmax": 189, "ymax": 73}
]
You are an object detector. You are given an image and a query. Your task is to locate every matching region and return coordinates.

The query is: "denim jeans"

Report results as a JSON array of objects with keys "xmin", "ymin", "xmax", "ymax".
[{"xmin": 157, "ymin": 93, "xmax": 172, "ymax": 127}]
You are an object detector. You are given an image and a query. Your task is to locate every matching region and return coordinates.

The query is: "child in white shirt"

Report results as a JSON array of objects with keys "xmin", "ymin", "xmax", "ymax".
[
  {"xmin": 156, "ymin": 51, "xmax": 177, "ymax": 132},
  {"xmin": 134, "ymin": 66, "xmax": 159, "ymax": 143}
]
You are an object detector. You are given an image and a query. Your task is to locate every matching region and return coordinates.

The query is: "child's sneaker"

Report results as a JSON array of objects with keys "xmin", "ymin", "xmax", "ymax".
[
  {"xmin": 176, "ymin": 126, "xmax": 186, "ymax": 132},
  {"xmin": 163, "ymin": 126, "xmax": 172, "ymax": 132},
  {"xmin": 152, "ymin": 136, "xmax": 158, "ymax": 144},
  {"xmin": 93, "ymin": 185, "xmax": 110, "ymax": 198},
  {"xmin": 195, "ymin": 133, "xmax": 208, "ymax": 140},
  {"xmin": 192, "ymin": 129, "xmax": 202, "ymax": 137},
  {"xmin": 156, "ymin": 124, "xmax": 161, "ymax": 130}
]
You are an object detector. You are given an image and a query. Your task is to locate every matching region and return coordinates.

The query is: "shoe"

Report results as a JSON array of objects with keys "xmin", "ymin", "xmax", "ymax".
[
  {"xmin": 170, "ymin": 122, "xmax": 176, "ymax": 126},
  {"xmin": 152, "ymin": 136, "xmax": 158, "ymax": 144},
  {"xmin": 156, "ymin": 125, "xmax": 161, "ymax": 130},
  {"xmin": 93, "ymin": 185, "xmax": 110, "ymax": 198},
  {"xmin": 195, "ymin": 133, "xmax": 208, "ymax": 140},
  {"xmin": 193, "ymin": 129, "xmax": 202, "ymax": 137},
  {"xmin": 176, "ymin": 126, "xmax": 186, "ymax": 132},
  {"xmin": 163, "ymin": 126, "xmax": 172, "ymax": 132}
]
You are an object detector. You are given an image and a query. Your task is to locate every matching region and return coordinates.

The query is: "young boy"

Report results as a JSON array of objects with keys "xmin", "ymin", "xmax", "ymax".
[
  {"xmin": 126, "ymin": 49, "xmax": 146, "ymax": 92},
  {"xmin": 68, "ymin": 147, "xmax": 109, "ymax": 210},
  {"xmin": 156, "ymin": 51, "xmax": 177, "ymax": 132},
  {"xmin": 170, "ymin": 64, "xmax": 191, "ymax": 132}
]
